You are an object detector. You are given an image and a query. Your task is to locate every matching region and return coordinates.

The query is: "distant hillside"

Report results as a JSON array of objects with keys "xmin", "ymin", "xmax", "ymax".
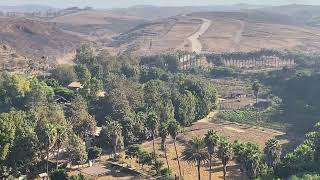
[
  {"xmin": 259, "ymin": 4, "xmax": 320, "ymax": 26},
  {"xmin": 109, "ymin": 4, "xmax": 268, "ymax": 20},
  {"xmin": 50, "ymin": 9, "xmax": 148, "ymax": 42},
  {"xmin": 0, "ymin": 4, "xmax": 56, "ymax": 13},
  {"xmin": 0, "ymin": 17, "xmax": 85, "ymax": 59}
]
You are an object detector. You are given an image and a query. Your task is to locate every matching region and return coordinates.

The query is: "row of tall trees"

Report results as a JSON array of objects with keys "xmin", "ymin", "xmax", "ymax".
[{"xmin": 205, "ymin": 49, "xmax": 320, "ymax": 68}]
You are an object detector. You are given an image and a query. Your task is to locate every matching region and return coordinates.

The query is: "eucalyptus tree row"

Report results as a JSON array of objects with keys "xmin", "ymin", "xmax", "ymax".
[{"xmin": 205, "ymin": 49, "xmax": 320, "ymax": 68}]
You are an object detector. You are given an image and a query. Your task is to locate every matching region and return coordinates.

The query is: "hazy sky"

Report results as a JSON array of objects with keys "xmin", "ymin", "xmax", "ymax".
[{"xmin": 0, "ymin": 0, "xmax": 320, "ymax": 8}]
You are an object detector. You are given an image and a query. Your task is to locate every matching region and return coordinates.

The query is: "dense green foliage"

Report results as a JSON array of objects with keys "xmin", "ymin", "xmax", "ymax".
[{"xmin": 2, "ymin": 45, "xmax": 320, "ymax": 179}]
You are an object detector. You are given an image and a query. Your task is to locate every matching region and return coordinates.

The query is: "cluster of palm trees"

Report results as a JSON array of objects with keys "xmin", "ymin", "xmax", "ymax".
[
  {"xmin": 181, "ymin": 130, "xmax": 232, "ymax": 180},
  {"xmin": 123, "ymin": 113, "xmax": 281, "ymax": 180},
  {"xmin": 176, "ymin": 50, "xmax": 203, "ymax": 70}
]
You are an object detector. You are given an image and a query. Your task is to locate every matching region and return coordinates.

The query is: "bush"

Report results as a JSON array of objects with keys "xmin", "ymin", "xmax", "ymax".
[
  {"xmin": 289, "ymin": 174, "xmax": 320, "ymax": 180},
  {"xmin": 160, "ymin": 167, "xmax": 172, "ymax": 177},
  {"xmin": 69, "ymin": 174, "xmax": 87, "ymax": 180},
  {"xmin": 50, "ymin": 169, "xmax": 68, "ymax": 180},
  {"xmin": 88, "ymin": 146, "xmax": 102, "ymax": 160},
  {"xmin": 210, "ymin": 67, "xmax": 239, "ymax": 78}
]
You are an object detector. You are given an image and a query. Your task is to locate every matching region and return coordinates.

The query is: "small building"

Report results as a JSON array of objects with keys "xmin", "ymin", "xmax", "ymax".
[
  {"xmin": 38, "ymin": 173, "xmax": 49, "ymax": 180},
  {"xmin": 67, "ymin": 81, "xmax": 83, "ymax": 91},
  {"xmin": 230, "ymin": 91, "xmax": 247, "ymax": 99}
]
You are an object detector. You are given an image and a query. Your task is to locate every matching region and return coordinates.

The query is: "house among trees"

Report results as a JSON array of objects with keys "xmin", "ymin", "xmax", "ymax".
[{"xmin": 67, "ymin": 81, "xmax": 83, "ymax": 91}]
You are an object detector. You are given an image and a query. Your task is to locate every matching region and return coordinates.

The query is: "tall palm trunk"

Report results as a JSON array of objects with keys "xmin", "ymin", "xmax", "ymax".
[
  {"xmin": 223, "ymin": 164, "xmax": 227, "ymax": 180},
  {"xmin": 164, "ymin": 145, "xmax": 170, "ymax": 170},
  {"xmin": 46, "ymin": 139, "xmax": 50, "ymax": 175},
  {"xmin": 112, "ymin": 135, "xmax": 117, "ymax": 159},
  {"xmin": 152, "ymin": 131, "xmax": 157, "ymax": 162},
  {"xmin": 197, "ymin": 160, "xmax": 201, "ymax": 180},
  {"xmin": 209, "ymin": 153, "xmax": 212, "ymax": 180},
  {"xmin": 173, "ymin": 139, "xmax": 182, "ymax": 178},
  {"xmin": 161, "ymin": 137, "xmax": 166, "ymax": 151},
  {"xmin": 56, "ymin": 141, "xmax": 60, "ymax": 169}
]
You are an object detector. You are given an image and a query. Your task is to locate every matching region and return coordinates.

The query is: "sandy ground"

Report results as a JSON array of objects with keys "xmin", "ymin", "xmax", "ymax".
[
  {"xmin": 187, "ymin": 18, "xmax": 212, "ymax": 53},
  {"xmin": 56, "ymin": 52, "xmax": 76, "ymax": 65}
]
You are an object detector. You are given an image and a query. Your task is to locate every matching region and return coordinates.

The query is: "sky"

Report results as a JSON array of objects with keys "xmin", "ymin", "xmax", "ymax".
[{"xmin": 0, "ymin": 0, "xmax": 320, "ymax": 8}]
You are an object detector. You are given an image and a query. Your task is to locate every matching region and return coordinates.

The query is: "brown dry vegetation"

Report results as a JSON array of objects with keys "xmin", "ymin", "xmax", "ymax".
[
  {"xmin": 193, "ymin": 13, "xmax": 320, "ymax": 52},
  {"xmin": 0, "ymin": 17, "xmax": 85, "ymax": 60}
]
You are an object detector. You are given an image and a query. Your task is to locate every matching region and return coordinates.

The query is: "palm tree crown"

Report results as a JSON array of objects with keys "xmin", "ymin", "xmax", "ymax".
[{"xmin": 182, "ymin": 137, "xmax": 208, "ymax": 180}]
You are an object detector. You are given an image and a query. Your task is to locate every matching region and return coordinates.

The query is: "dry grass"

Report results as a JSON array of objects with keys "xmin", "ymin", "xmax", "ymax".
[
  {"xmin": 198, "ymin": 16, "xmax": 320, "ymax": 53},
  {"xmin": 121, "ymin": 113, "xmax": 288, "ymax": 180}
]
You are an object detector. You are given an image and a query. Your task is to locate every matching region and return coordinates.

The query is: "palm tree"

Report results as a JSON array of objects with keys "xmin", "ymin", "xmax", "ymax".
[
  {"xmin": 44, "ymin": 124, "xmax": 57, "ymax": 175},
  {"xmin": 167, "ymin": 120, "xmax": 182, "ymax": 178},
  {"xmin": 204, "ymin": 130, "xmax": 220, "ymax": 180},
  {"xmin": 159, "ymin": 123, "xmax": 170, "ymax": 170},
  {"xmin": 159, "ymin": 123, "xmax": 168, "ymax": 151},
  {"xmin": 146, "ymin": 112, "xmax": 159, "ymax": 162},
  {"xmin": 55, "ymin": 125, "xmax": 67, "ymax": 169},
  {"xmin": 264, "ymin": 138, "xmax": 281, "ymax": 170},
  {"xmin": 252, "ymin": 82, "xmax": 261, "ymax": 105},
  {"xmin": 182, "ymin": 137, "xmax": 208, "ymax": 180},
  {"xmin": 218, "ymin": 138, "xmax": 233, "ymax": 180}
]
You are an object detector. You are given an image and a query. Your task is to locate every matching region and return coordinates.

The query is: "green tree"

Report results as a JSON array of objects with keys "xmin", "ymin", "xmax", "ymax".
[
  {"xmin": 26, "ymin": 78, "xmax": 54, "ymax": 108},
  {"xmin": 159, "ymin": 123, "xmax": 170, "ymax": 170},
  {"xmin": 167, "ymin": 120, "xmax": 182, "ymax": 178},
  {"xmin": 50, "ymin": 169, "xmax": 68, "ymax": 180},
  {"xmin": 7, "ymin": 113, "xmax": 38, "ymax": 173},
  {"xmin": 66, "ymin": 134, "xmax": 88, "ymax": 166},
  {"xmin": 159, "ymin": 123, "xmax": 168, "ymax": 151},
  {"xmin": 67, "ymin": 96, "xmax": 96, "ymax": 138},
  {"xmin": 252, "ymin": 82, "xmax": 261, "ymax": 104},
  {"xmin": 0, "ymin": 73, "xmax": 31, "ymax": 110},
  {"xmin": 218, "ymin": 138, "xmax": 233, "ymax": 180},
  {"xmin": 75, "ymin": 65, "xmax": 91, "ymax": 85},
  {"xmin": 182, "ymin": 137, "xmax": 208, "ymax": 180},
  {"xmin": 50, "ymin": 65, "xmax": 77, "ymax": 86},
  {"xmin": 0, "ymin": 113, "xmax": 16, "ymax": 162},
  {"xmin": 88, "ymin": 146, "xmax": 102, "ymax": 161},
  {"xmin": 137, "ymin": 151, "xmax": 153, "ymax": 169},
  {"xmin": 204, "ymin": 130, "xmax": 220, "ymax": 180},
  {"xmin": 44, "ymin": 124, "xmax": 57, "ymax": 174},
  {"xmin": 183, "ymin": 79, "xmax": 218, "ymax": 119},
  {"xmin": 55, "ymin": 125, "xmax": 67, "ymax": 169},
  {"xmin": 125, "ymin": 144, "xmax": 141, "ymax": 166},
  {"xmin": 234, "ymin": 142, "xmax": 268, "ymax": 179},
  {"xmin": 173, "ymin": 90, "xmax": 196, "ymax": 126},
  {"xmin": 146, "ymin": 112, "xmax": 159, "ymax": 162},
  {"xmin": 264, "ymin": 138, "xmax": 281, "ymax": 170},
  {"xmin": 101, "ymin": 120, "xmax": 123, "ymax": 159}
]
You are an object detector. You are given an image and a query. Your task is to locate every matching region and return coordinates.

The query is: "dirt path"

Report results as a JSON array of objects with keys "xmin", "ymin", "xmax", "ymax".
[
  {"xmin": 197, "ymin": 111, "xmax": 217, "ymax": 123},
  {"xmin": 187, "ymin": 18, "xmax": 212, "ymax": 53},
  {"xmin": 232, "ymin": 20, "xmax": 245, "ymax": 50}
]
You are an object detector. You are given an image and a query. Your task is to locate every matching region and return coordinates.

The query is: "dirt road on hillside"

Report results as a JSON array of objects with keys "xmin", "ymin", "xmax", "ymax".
[{"xmin": 187, "ymin": 18, "xmax": 212, "ymax": 53}]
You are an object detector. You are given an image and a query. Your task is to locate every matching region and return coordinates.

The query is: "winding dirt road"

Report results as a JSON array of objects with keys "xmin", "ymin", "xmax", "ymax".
[{"xmin": 187, "ymin": 18, "xmax": 212, "ymax": 53}]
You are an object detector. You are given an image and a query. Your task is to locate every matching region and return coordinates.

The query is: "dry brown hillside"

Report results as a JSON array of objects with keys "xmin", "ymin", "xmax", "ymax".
[
  {"xmin": 50, "ymin": 10, "xmax": 148, "ymax": 43},
  {"xmin": 0, "ymin": 17, "xmax": 85, "ymax": 59},
  {"xmin": 192, "ymin": 11, "xmax": 320, "ymax": 52}
]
